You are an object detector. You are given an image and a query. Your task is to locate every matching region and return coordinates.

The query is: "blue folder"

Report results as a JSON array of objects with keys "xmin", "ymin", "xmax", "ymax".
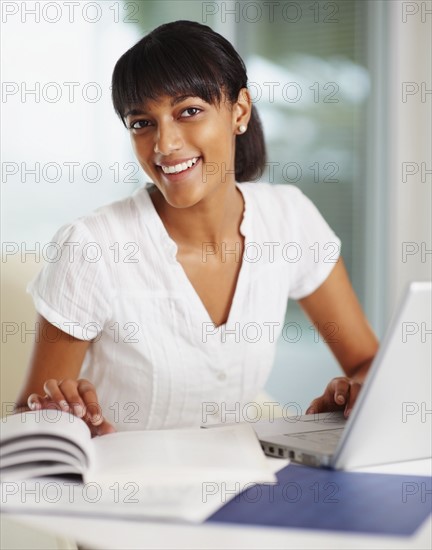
[{"xmin": 207, "ymin": 464, "xmax": 432, "ymax": 536}]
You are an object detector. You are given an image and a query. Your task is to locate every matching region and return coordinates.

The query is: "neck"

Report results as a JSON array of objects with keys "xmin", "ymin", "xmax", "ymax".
[{"xmin": 149, "ymin": 182, "xmax": 244, "ymax": 250}]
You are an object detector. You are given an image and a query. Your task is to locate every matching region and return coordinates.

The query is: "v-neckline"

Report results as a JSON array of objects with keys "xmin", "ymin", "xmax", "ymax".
[{"xmin": 141, "ymin": 183, "xmax": 251, "ymax": 330}]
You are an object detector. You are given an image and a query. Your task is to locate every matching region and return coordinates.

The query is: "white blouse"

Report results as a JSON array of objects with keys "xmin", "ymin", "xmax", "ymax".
[{"xmin": 27, "ymin": 182, "xmax": 341, "ymax": 430}]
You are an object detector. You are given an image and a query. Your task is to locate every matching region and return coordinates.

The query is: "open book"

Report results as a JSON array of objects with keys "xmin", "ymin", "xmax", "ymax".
[{"xmin": 0, "ymin": 410, "xmax": 275, "ymax": 487}]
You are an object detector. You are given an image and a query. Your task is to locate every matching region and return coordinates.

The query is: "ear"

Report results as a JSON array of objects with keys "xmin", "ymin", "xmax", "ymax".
[{"xmin": 232, "ymin": 88, "xmax": 252, "ymax": 134}]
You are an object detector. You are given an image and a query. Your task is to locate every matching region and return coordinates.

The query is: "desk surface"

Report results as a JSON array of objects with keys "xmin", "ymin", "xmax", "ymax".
[
  {"xmin": 3, "ymin": 510, "xmax": 431, "ymax": 550},
  {"xmin": 2, "ymin": 458, "xmax": 431, "ymax": 550}
]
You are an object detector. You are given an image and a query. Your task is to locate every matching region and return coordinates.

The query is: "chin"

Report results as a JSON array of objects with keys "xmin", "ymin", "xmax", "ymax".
[{"xmin": 161, "ymin": 185, "xmax": 205, "ymax": 209}]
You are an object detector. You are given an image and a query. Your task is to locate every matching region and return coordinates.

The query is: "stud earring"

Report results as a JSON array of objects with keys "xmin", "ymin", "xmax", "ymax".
[{"xmin": 238, "ymin": 124, "xmax": 247, "ymax": 134}]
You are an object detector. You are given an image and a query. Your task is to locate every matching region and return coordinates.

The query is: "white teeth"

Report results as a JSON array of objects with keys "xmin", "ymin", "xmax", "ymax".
[{"xmin": 161, "ymin": 157, "xmax": 199, "ymax": 175}]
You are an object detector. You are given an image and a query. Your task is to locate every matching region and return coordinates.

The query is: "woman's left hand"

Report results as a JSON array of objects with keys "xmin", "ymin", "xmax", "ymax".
[{"xmin": 305, "ymin": 376, "xmax": 363, "ymax": 418}]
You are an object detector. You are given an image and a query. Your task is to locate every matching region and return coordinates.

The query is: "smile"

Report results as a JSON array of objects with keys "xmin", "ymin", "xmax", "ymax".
[{"xmin": 160, "ymin": 157, "xmax": 200, "ymax": 175}]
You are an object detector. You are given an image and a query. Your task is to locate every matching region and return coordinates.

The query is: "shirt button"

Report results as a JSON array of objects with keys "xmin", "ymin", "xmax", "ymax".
[{"xmin": 217, "ymin": 371, "xmax": 227, "ymax": 381}]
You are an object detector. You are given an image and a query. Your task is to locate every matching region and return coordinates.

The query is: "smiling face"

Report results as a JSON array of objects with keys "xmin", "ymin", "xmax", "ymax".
[{"xmin": 125, "ymin": 92, "xmax": 250, "ymax": 209}]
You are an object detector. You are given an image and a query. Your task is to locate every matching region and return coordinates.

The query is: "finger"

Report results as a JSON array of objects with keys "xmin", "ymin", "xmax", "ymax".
[
  {"xmin": 43, "ymin": 379, "xmax": 70, "ymax": 412},
  {"xmin": 345, "ymin": 382, "xmax": 362, "ymax": 417},
  {"xmin": 27, "ymin": 393, "xmax": 43, "ymax": 411},
  {"xmin": 91, "ymin": 418, "xmax": 116, "ymax": 437},
  {"xmin": 306, "ymin": 398, "xmax": 321, "ymax": 414},
  {"xmin": 27, "ymin": 393, "xmax": 62, "ymax": 412},
  {"xmin": 55, "ymin": 379, "xmax": 86, "ymax": 418},
  {"xmin": 333, "ymin": 378, "xmax": 350, "ymax": 406},
  {"xmin": 77, "ymin": 380, "xmax": 103, "ymax": 426}
]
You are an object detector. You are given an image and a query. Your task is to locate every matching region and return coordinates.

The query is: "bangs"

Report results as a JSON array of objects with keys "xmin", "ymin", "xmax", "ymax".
[{"xmin": 112, "ymin": 29, "xmax": 237, "ymax": 123}]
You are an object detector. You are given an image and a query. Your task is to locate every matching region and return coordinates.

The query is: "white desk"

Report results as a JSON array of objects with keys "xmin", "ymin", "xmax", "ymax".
[
  {"xmin": 2, "ymin": 512, "xmax": 431, "ymax": 550},
  {"xmin": 2, "ymin": 459, "xmax": 431, "ymax": 550}
]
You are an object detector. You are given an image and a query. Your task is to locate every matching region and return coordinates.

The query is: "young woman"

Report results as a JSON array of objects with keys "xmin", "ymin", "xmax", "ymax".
[{"xmin": 15, "ymin": 21, "xmax": 378, "ymax": 436}]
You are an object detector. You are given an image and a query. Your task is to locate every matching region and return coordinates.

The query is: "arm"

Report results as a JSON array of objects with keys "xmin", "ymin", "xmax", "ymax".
[
  {"xmin": 298, "ymin": 257, "xmax": 379, "ymax": 416},
  {"xmin": 14, "ymin": 313, "xmax": 114, "ymax": 436}
]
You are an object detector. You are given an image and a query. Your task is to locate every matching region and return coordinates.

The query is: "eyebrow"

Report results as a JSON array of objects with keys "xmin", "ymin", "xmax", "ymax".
[{"xmin": 124, "ymin": 95, "xmax": 197, "ymax": 118}]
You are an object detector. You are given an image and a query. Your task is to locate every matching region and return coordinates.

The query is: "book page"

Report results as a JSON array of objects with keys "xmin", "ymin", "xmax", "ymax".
[
  {"xmin": 1, "ymin": 449, "xmax": 83, "ymax": 470},
  {"xmin": 1, "ymin": 438, "xmax": 87, "ymax": 466},
  {"xmin": 0, "ymin": 458, "xmax": 288, "ymax": 523},
  {"xmin": 0, "ymin": 411, "xmax": 93, "ymax": 480},
  {"xmin": 1, "ymin": 410, "xmax": 91, "ymax": 446},
  {"xmin": 89, "ymin": 424, "xmax": 275, "ymax": 486}
]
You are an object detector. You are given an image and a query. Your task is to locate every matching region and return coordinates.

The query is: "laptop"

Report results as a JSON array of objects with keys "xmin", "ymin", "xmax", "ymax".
[{"xmin": 255, "ymin": 281, "xmax": 432, "ymax": 469}]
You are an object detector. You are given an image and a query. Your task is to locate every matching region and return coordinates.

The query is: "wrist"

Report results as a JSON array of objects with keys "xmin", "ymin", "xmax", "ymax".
[{"xmin": 350, "ymin": 359, "xmax": 373, "ymax": 384}]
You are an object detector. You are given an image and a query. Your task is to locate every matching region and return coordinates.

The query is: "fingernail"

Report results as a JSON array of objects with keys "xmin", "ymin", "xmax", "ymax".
[
  {"xmin": 30, "ymin": 402, "xmax": 40, "ymax": 410},
  {"xmin": 73, "ymin": 404, "xmax": 85, "ymax": 417},
  {"xmin": 337, "ymin": 395, "xmax": 345, "ymax": 404},
  {"xmin": 346, "ymin": 409, "xmax": 352, "ymax": 417},
  {"xmin": 60, "ymin": 400, "xmax": 70, "ymax": 411},
  {"xmin": 91, "ymin": 415, "xmax": 103, "ymax": 426}
]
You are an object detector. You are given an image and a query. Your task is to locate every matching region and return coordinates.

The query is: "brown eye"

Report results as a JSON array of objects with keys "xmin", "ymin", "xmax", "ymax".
[
  {"xmin": 130, "ymin": 120, "xmax": 151, "ymax": 130},
  {"xmin": 181, "ymin": 107, "xmax": 201, "ymax": 118}
]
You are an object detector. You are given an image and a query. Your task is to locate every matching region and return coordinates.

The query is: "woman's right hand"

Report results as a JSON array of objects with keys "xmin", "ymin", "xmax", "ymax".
[{"xmin": 27, "ymin": 378, "xmax": 115, "ymax": 437}]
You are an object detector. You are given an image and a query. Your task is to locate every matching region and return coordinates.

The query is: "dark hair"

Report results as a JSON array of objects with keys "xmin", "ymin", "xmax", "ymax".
[{"xmin": 111, "ymin": 20, "xmax": 266, "ymax": 182}]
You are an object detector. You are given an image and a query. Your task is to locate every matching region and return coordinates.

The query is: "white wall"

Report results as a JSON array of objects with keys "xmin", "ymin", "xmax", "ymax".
[
  {"xmin": 386, "ymin": 1, "xmax": 432, "ymax": 318},
  {"xmin": 363, "ymin": 0, "xmax": 431, "ymax": 336}
]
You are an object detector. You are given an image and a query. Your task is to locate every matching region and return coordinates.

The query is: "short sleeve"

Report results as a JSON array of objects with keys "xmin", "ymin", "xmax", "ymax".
[
  {"xmin": 284, "ymin": 187, "xmax": 342, "ymax": 300},
  {"xmin": 27, "ymin": 222, "xmax": 113, "ymax": 340}
]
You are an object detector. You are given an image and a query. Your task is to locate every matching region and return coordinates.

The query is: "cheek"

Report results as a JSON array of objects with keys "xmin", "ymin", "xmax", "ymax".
[
  {"xmin": 131, "ymin": 137, "xmax": 151, "ymax": 165},
  {"xmin": 198, "ymin": 121, "xmax": 235, "ymax": 161},
  {"xmin": 130, "ymin": 139, "xmax": 158, "ymax": 180},
  {"xmin": 130, "ymin": 136, "xmax": 141, "ymax": 160}
]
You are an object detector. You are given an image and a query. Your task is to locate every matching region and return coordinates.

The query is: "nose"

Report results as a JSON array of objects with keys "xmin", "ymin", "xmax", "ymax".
[{"xmin": 154, "ymin": 121, "xmax": 183, "ymax": 155}]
